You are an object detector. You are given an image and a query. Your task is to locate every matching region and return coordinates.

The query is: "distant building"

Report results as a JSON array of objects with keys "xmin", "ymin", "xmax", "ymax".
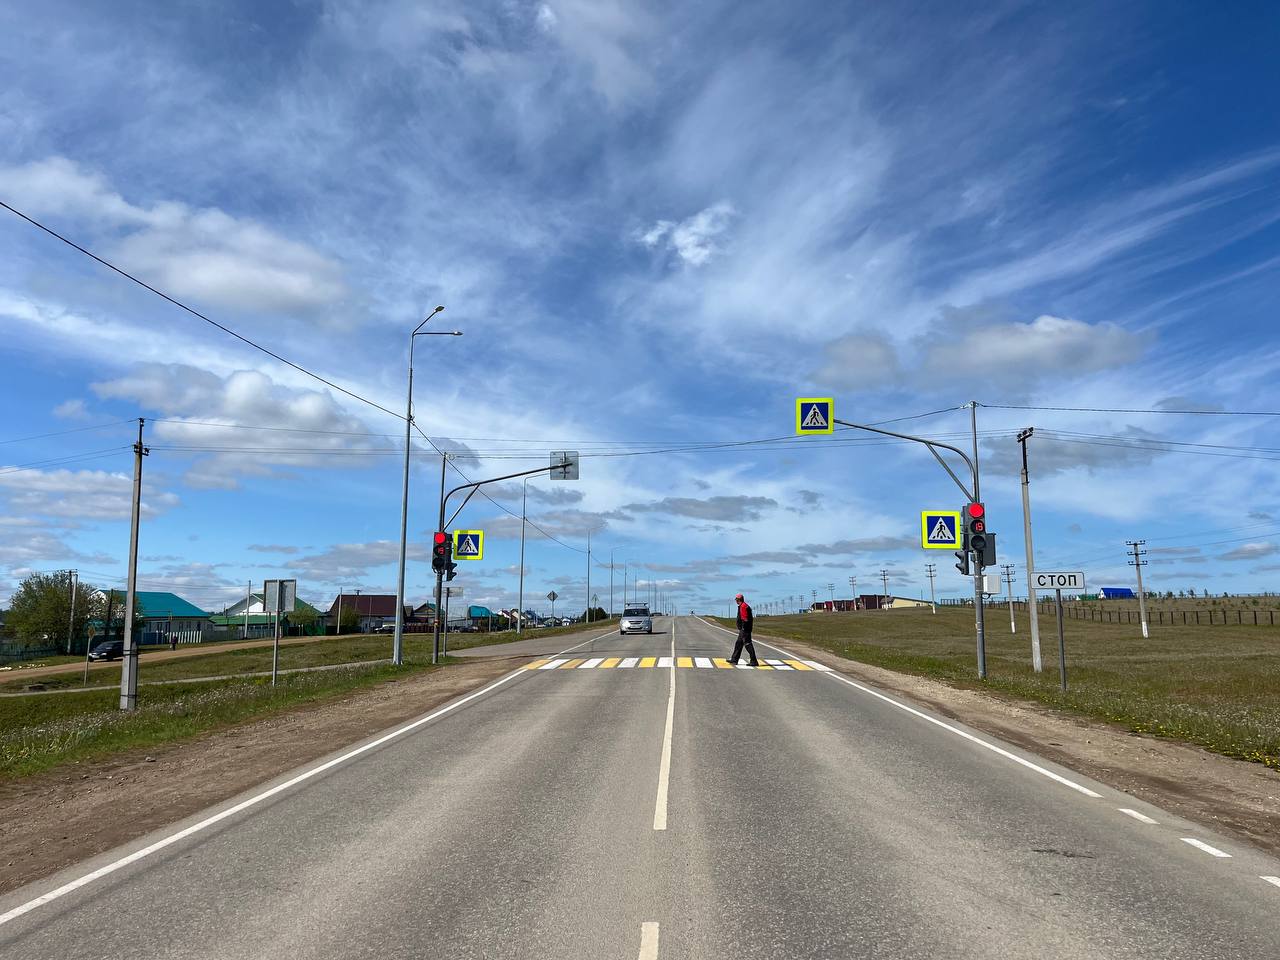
[
  {"xmin": 1099, "ymin": 587, "xmax": 1136, "ymax": 600},
  {"xmin": 93, "ymin": 590, "xmax": 212, "ymax": 644},
  {"xmin": 325, "ymin": 594, "xmax": 408, "ymax": 633},
  {"xmin": 812, "ymin": 595, "xmax": 930, "ymax": 612},
  {"xmin": 210, "ymin": 592, "xmax": 324, "ymax": 638}
]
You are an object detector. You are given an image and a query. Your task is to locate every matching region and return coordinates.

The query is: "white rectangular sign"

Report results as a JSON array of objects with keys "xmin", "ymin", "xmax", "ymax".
[{"xmin": 1032, "ymin": 571, "xmax": 1085, "ymax": 591}]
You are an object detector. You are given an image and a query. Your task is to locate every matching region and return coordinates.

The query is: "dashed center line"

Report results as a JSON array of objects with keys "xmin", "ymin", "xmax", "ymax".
[
  {"xmin": 1119, "ymin": 808, "xmax": 1159, "ymax": 825},
  {"xmin": 638, "ymin": 921, "xmax": 660, "ymax": 959},
  {"xmin": 1181, "ymin": 838, "xmax": 1231, "ymax": 858}
]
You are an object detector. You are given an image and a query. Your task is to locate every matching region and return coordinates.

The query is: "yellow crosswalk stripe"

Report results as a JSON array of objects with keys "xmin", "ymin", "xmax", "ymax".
[
  {"xmin": 639, "ymin": 657, "xmax": 657, "ymax": 668},
  {"xmin": 784, "ymin": 659, "xmax": 812, "ymax": 670},
  {"xmin": 712, "ymin": 658, "xmax": 733, "ymax": 668},
  {"xmin": 526, "ymin": 659, "xmax": 550, "ymax": 670},
  {"xmin": 560, "ymin": 659, "xmax": 585, "ymax": 669},
  {"xmin": 601, "ymin": 657, "xmax": 621, "ymax": 668},
  {"xmin": 754, "ymin": 663, "xmax": 773, "ymax": 669},
  {"xmin": 676, "ymin": 656, "xmax": 694, "ymax": 669}
]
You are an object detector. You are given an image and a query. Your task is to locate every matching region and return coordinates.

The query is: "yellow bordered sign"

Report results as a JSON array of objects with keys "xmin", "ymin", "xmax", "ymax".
[
  {"xmin": 920, "ymin": 511, "xmax": 961, "ymax": 549},
  {"xmin": 452, "ymin": 529, "xmax": 484, "ymax": 560},
  {"xmin": 795, "ymin": 397, "xmax": 834, "ymax": 434}
]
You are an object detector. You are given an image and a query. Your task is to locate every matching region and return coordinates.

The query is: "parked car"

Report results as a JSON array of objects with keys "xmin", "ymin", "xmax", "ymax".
[
  {"xmin": 374, "ymin": 622, "xmax": 396, "ymax": 634},
  {"xmin": 620, "ymin": 606, "xmax": 653, "ymax": 635},
  {"xmin": 87, "ymin": 639, "xmax": 124, "ymax": 661}
]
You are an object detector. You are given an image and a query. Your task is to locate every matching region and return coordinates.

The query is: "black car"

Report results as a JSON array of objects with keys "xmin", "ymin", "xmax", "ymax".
[{"xmin": 87, "ymin": 640, "xmax": 124, "ymax": 661}]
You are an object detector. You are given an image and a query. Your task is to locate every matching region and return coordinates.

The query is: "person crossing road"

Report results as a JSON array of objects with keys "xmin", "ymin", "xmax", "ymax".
[{"xmin": 729, "ymin": 592, "xmax": 759, "ymax": 666}]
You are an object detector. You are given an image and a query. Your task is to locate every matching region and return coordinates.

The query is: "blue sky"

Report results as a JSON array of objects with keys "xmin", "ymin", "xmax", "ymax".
[{"xmin": 3, "ymin": 0, "xmax": 1280, "ymax": 614}]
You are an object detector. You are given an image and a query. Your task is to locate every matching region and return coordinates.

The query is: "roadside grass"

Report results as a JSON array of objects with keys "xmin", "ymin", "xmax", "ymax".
[
  {"xmin": 718, "ymin": 608, "xmax": 1280, "ymax": 769},
  {"xmin": 443, "ymin": 617, "xmax": 620, "ymax": 651},
  {"xmin": 0, "ymin": 653, "xmax": 84, "ymax": 672},
  {"xmin": 0, "ymin": 660, "xmax": 442, "ymax": 779}
]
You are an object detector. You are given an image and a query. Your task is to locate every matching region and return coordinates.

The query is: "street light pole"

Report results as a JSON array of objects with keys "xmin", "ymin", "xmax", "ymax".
[
  {"xmin": 1017, "ymin": 428, "xmax": 1043, "ymax": 672},
  {"xmin": 517, "ymin": 479, "xmax": 527, "ymax": 635},
  {"xmin": 393, "ymin": 306, "xmax": 458, "ymax": 666}
]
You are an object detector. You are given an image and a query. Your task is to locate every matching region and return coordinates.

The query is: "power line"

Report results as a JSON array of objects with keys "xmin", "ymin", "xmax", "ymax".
[
  {"xmin": 0, "ymin": 200, "xmax": 403, "ymax": 420},
  {"xmin": 982, "ymin": 402, "xmax": 1280, "ymax": 417},
  {"xmin": 0, "ymin": 419, "xmax": 136, "ymax": 446},
  {"xmin": 0, "ymin": 447, "xmax": 130, "ymax": 476}
]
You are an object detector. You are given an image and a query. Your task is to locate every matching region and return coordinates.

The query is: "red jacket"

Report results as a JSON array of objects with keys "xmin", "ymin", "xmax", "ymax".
[{"xmin": 736, "ymin": 601, "xmax": 753, "ymax": 630}]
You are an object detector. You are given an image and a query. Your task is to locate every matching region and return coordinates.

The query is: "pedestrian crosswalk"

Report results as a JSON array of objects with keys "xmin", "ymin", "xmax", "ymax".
[{"xmin": 525, "ymin": 656, "xmax": 831, "ymax": 672}]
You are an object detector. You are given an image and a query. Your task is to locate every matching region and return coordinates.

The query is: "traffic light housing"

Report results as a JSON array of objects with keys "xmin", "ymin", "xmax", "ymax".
[
  {"xmin": 432, "ymin": 531, "xmax": 451, "ymax": 575},
  {"xmin": 976, "ymin": 531, "xmax": 996, "ymax": 570},
  {"xmin": 954, "ymin": 548, "xmax": 970, "ymax": 576}
]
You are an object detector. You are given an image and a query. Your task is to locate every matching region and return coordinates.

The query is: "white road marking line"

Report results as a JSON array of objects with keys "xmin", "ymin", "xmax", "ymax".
[
  {"xmin": 802, "ymin": 660, "xmax": 831, "ymax": 671},
  {"xmin": 765, "ymin": 659, "xmax": 794, "ymax": 670},
  {"xmin": 694, "ymin": 657, "xmax": 713, "ymax": 668},
  {"xmin": 654, "ymin": 621, "xmax": 676, "ymax": 831},
  {"xmin": 638, "ymin": 921, "xmax": 660, "ymax": 959},
  {"xmin": 579, "ymin": 657, "xmax": 604, "ymax": 669},
  {"xmin": 539, "ymin": 659, "xmax": 567, "ymax": 670},
  {"xmin": 1261, "ymin": 876, "xmax": 1280, "ymax": 889},
  {"xmin": 1119, "ymin": 808, "xmax": 1158, "ymax": 824},
  {"xmin": 1181, "ymin": 838, "xmax": 1231, "ymax": 858},
  {"xmin": 619, "ymin": 657, "xmax": 639, "ymax": 668},
  {"xmin": 696, "ymin": 617, "xmax": 1103, "ymax": 799},
  {"xmin": 735, "ymin": 662, "xmax": 753, "ymax": 670},
  {"xmin": 657, "ymin": 656, "xmax": 673, "ymax": 668},
  {"xmin": 0, "ymin": 627, "xmax": 620, "ymax": 928}
]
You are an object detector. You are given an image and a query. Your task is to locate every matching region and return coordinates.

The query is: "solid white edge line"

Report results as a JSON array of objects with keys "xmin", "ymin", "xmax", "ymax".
[
  {"xmin": 653, "ymin": 620, "xmax": 677, "ymax": 831},
  {"xmin": 695, "ymin": 617, "xmax": 1103, "ymax": 800},
  {"xmin": 0, "ymin": 627, "xmax": 619, "ymax": 928},
  {"xmin": 1119, "ymin": 808, "xmax": 1159, "ymax": 825},
  {"xmin": 1181, "ymin": 838, "xmax": 1231, "ymax": 858},
  {"xmin": 1261, "ymin": 876, "xmax": 1280, "ymax": 889},
  {"xmin": 638, "ymin": 920, "xmax": 660, "ymax": 959}
]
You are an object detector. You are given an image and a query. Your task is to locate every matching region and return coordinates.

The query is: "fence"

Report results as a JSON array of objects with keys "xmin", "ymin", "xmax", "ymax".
[
  {"xmin": 0, "ymin": 642, "xmax": 61, "ymax": 664},
  {"xmin": 1009, "ymin": 601, "xmax": 1279, "ymax": 628}
]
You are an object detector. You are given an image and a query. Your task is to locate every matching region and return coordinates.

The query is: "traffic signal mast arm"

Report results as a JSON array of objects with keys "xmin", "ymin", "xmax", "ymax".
[
  {"xmin": 439, "ymin": 458, "xmax": 574, "ymax": 531},
  {"xmin": 832, "ymin": 418, "xmax": 977, "ymax": 502}
]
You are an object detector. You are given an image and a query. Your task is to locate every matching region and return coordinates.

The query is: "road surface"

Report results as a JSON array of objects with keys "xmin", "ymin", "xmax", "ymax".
[{"xmin": 2, "ymin": 615, "xmax": 1278, "ymax": 958}]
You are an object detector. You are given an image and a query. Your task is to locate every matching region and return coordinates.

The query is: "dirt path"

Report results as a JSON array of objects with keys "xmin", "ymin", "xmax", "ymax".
[
  {"xmin": 0, "ymin": 656, "xmax": 515, "ymax": 896},
  {"xmin": 766, "ymin": 633, "xmax": 1280, "ymax": 857}
]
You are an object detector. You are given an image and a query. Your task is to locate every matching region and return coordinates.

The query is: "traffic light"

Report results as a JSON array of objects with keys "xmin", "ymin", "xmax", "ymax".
[
  {"xmin": 432, "ymin": 531, "xmax": 451, "ymax": 575},
  {"xmin": 976, "ymin": 531, "xmax": 997, "ymax": 570},
  {"xmin": 954, "ymin": 548, "xmax": 970, "ymax": 576}
]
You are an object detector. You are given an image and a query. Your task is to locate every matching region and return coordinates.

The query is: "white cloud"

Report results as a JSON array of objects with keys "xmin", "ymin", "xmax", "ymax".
[
  {"xmin": 52, "ymin": 398, "xmax": 91, "ymax": 420},
  {"xmin": 637, "ymin": 202, "xmax": 735, "ymax": 266},
  {"xmin": 0, "ymin": 157, "xmax": 348, "ymax": 316},
  {"xmin": 0, "ymin": 466, "xmax": 179, "ymax": 520}
]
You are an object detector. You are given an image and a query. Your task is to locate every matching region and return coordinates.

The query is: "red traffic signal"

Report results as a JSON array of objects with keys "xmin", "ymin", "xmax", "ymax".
[
  {"xmin": 433, "ymin": 531, "xmax": 447, "ymax": 545},
  {"xmin": 967, "ymin": 502, "xmax": 984, "ymax": 519}
]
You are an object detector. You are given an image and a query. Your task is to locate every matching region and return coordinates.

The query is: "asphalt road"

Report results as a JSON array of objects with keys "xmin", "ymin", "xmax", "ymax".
[{"xmin": 3, "ymin": 615, "xmax": 1279, "ymax": 958}]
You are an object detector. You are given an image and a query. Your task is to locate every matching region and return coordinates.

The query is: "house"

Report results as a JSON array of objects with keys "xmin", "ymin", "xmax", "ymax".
[
  {"xmin": 812, "ymin": 595, "xmax": 931, "ymax": 612},
  {"xmin": 93, "ymin": 590, "xmax": 213, "ymax": 645},
  {"xmin": 325, "ymin": 594, "xmax": 412, "ymax": 633},
  {"xmin": 1099, "ymin": 587, "xmax": 1136, "ymax": 600},
  {"xmin": 209, "ymin": 593, "xmax": 324, "ymax": 638}
]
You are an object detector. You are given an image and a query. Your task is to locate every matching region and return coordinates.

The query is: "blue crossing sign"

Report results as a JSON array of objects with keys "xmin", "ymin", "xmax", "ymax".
[
  {"xmin": 795, "ymin": 397, "xmax": 834, "ymax": 435},
  {"xmin": 920, "ymin": 510, "xmax": 962, "ymax": 549},
  {"xmin": 452, "ymin": 529, "xmax": 484, "ymax": 561}
]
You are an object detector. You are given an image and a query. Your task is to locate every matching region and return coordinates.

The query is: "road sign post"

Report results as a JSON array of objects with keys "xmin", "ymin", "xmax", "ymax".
[
  {"xmin": 1030, "ymin": 571, "xmax": 1084, "ymax": 692},
  {"xmin": 547, "ymin": 590, "xmax": 558, "ymax": 621},
  {"xmin": 263, "ymin": 579, "xmax": 296, "ymax": 687},
  {"xmin": 1055, "ymin": 589, "xmax": 1067, "ymax": 693}
]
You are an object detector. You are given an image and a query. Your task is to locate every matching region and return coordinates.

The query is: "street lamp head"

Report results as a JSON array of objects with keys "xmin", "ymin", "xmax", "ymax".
[
  {"xmin": 432, "ymin": 305, "xmax": 445, "ymax": 314},
  {"xmin": 450, "ymin": 330, "xmax": 463, "ymax": 336}
]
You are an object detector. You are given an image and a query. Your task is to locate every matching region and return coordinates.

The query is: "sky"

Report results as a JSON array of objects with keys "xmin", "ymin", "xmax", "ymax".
[{"xmin": 3, "ymin": 0, "xmax": 1280, "ymax": 616}]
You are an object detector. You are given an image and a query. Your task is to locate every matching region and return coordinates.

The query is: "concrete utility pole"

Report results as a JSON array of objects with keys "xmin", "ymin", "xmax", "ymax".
[
  {"xmin": 243, "ymin": 581, "xmax": 251, "ymax": 639},
  {"xmin": 1002, "ymin": 563, "xmax": 1016, "ymax": 633},
  {"xmin": 925, "ymin": 564, "xmax": 936, "ymax": 614},
  {"xmin": 1128, "ymin": 540, "xmax": 1150, "ymax": 638},
  {"xmin": 585, "ymin": 530, "xmax": 591, "ymax": 623},
  {"xmin": 65, "ymin": 569, "xmax": 78, "ymax": 654},
  {"xmin": 969, "ymin": 401, "xmax": 986, "ymax": 678},
  {"xmin": 827, "ymin": 582, "xmax": 835, "ymax": 605},
  {"xmin": 847, "ymin": 576, "xmax": 857, "ymax": 612},
  {"xmin": 1017, "ymin": 428, "xmax": 1043, "ymax": 672},
  {"xmin": 609, "ymin": 548, "xmax": 614, "ymax": 619},
  {"xmin": 119, "ymin": 418, "xmax": 147, "ymax": 711},
  {"xmin": 880, "ymin": 569, "xmax": 890, "ymax": 610}
]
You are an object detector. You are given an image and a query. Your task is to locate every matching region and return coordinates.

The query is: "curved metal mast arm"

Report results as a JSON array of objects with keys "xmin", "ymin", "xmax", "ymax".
[{"xmin": 833, "ymin": 418, "xmax": 976, "ymax": 502}]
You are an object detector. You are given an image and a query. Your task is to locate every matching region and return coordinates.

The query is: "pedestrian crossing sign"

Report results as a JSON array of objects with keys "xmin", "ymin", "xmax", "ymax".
[
  {"xmin": 795, "ymin": 397, "xmax": 835, "ymax": 435},
  {"xmin": 452, "ymin": 529, "xmax": 484, "ymax": 561},
  {"xmin": 920, "ymin": 510, "xmax": 961, "ymax": 549}
]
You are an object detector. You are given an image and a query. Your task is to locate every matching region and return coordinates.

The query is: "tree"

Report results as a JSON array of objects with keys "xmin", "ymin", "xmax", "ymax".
[
  {"xmin": 580, "ymin": 606, "xmax": 608, "ymax": 622},
  {"xmin": 290, "ymin": 606, "xmax": 319, "ymax": 633},
  {"xmin": 7, "ymin": 572, "xmax": 101, "ymax": 651},
  {"xmin": 337, "ymin": 606, "xmax": 360, "ymax": 633},
  {"xmin": 98, "ymin": 590, "xmax": 146, "ymax": 645}
]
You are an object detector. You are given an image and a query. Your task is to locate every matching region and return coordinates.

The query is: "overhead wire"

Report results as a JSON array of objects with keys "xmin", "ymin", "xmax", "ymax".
[
  {"xmin": 981, "ymin": 402, "xmax": 1280, "ymax": 417},
  {"xmin": 0, "ymin": 199, "xmax": 403, "ymax": 420},
  {"xmin": 0, "ymin": 419, "xmax": 136, "ymax": 446}
]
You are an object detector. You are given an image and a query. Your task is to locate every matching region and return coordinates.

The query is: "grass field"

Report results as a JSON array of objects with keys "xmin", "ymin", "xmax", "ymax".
[{"xmin": 721, "ymin": 607, "xmax": 1280, "ymax": 769}]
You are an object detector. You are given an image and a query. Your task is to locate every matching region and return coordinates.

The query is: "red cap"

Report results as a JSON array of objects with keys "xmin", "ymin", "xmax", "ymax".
[{"xmin": 735, "ymin": 593, "xmax": 744, "ymax": 600}]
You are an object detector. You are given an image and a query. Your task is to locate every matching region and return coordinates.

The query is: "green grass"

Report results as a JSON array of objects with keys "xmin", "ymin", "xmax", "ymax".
[
  {"xmin": 725, "ymin": 607, "xmax": 1280, "ymax": 769},
  {"xmin": 442, "ymin": 617, "xmax": 620, "ymax": 651},
  {"xmin": 0, "ymin": 659, "xmax": 444, "ymax": 778}
]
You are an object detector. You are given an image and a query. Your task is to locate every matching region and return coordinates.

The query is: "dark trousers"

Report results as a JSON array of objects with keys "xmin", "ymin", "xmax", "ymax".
[{"xmin": 730, "ymin": 629, "xmax": 758, "ymax": 665}]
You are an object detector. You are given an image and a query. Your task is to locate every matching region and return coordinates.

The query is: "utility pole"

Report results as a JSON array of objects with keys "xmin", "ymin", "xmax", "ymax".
[
  {"xmin": 925, "ymin": 564, "xmax": 936, "ymax": 614},
  {"xmin": 609, "ymin": 548, "xmax": 614, "ymax": 620},
  {"xmin": 243, "ymin": 580, "xmax": 251, "ymax": 639},
  {"xmin": 811, "ymin": 588, "xmax": 817, "ymax": 608},
  {"xmin": 585, "ymin": 530, "xmax": 591, "ymax": 623},
  {"xmin": 65, "ymin": 569, "xmax": 78, "ymax": 654},
  {"xmin": 827, "ymin": 582, "xmax": 835, "ymax": 606},
  {"xmin": 970, "ymin": 401, "xmax": 986, "ymax": 678},
  {"xmin": 1002, "ymin": 563, "xmax": 1016, "ymax": 633},
  {"xmin": 1128, "ymin": 540, "xmax": 1150, "ymax": 638},
  {"xmin": 517, "ymin": 479, "xmax": 527, "ymax": 635},
  {"xmin": 880, "ymin": 569, "xmax": 890, "ymax": 610},
  {"xmin": 119, "ymin": 418, "xmax": 147, "ymax": 712},
  {"xmin": 1017, "ymin": 428, "xmax": 1043, "ymax": 672}
]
